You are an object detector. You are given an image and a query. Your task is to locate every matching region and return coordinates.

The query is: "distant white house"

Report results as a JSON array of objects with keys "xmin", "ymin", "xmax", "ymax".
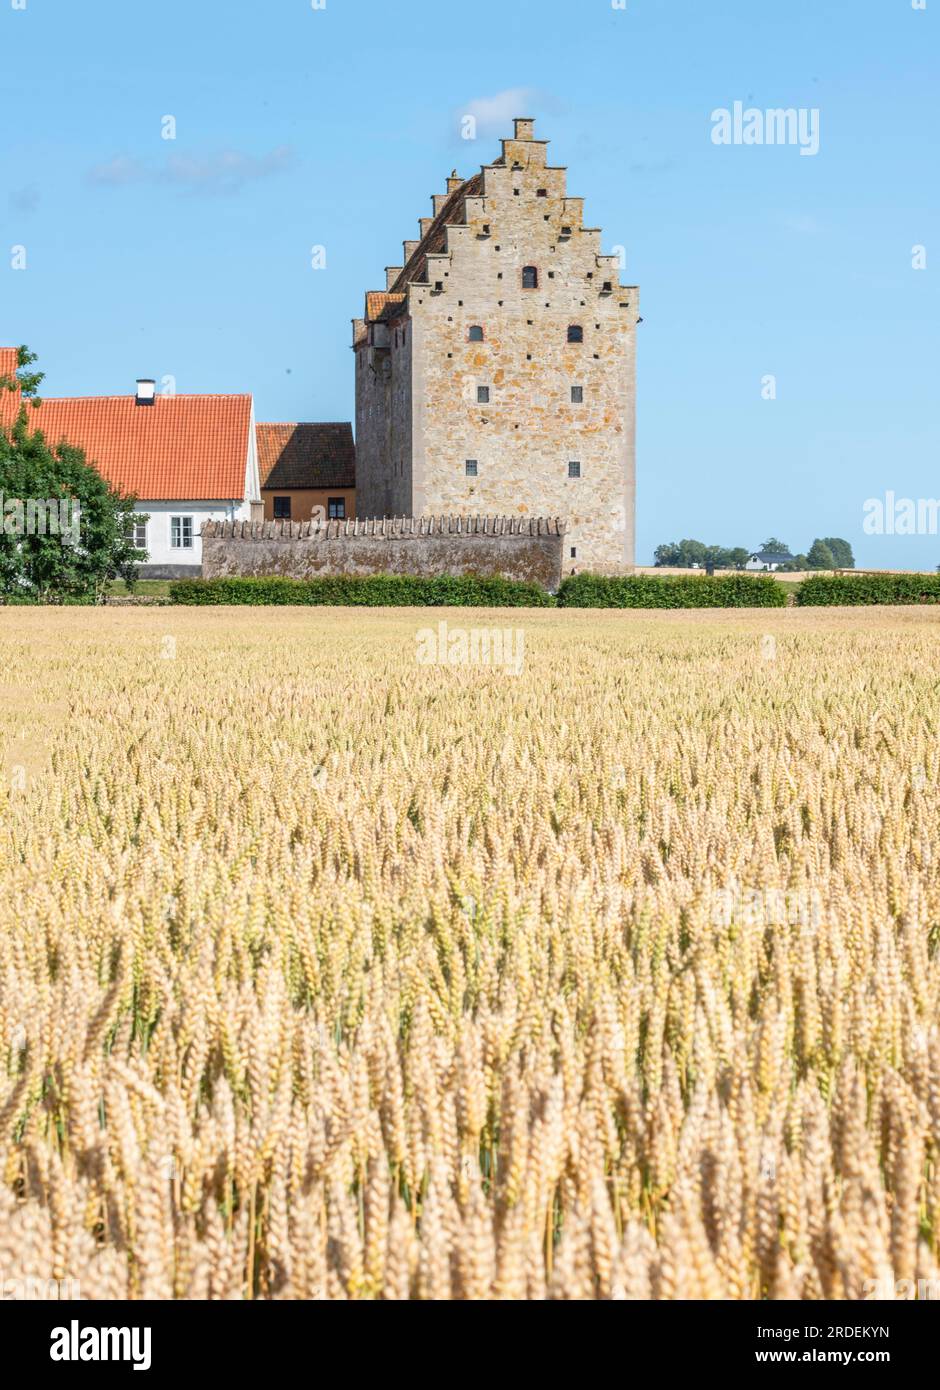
[
  {"xmin": 0, "ymin": 361, "xmax": 262, "ymax": 576},
  {"xmin": 745, "ymin": 548, "xmax": 793, "ymax": 572}
]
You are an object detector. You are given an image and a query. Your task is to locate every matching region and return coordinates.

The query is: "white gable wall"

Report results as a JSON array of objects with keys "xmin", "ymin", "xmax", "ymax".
[{"xmin": 134, "ymin": 499, "xmax": 252, "ymax": 575}]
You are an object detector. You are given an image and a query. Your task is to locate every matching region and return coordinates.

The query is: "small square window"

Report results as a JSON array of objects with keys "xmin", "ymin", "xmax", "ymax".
[
  {"xmin": 537, "ymin": 188, "xmax": 547, "ymax": 197},
  {"xmin": 126, "ymin": 518, "xmax": 147, "ymax": 549},
  {"xmin": 465, "ymin": 459, "xmax": 478, "ymax": 477},
  {"xmin": 477, "ymin": 386, "xmax": 490, "ymax": 403},
  {"xmin": 568, "ymin": 461, "xmax": 581, "ymax": 479},
  {"xmin": 468, "ymin": 325, "xmax": 484, "ymax": 341},
  {"xmin": 567, "ymin": 325, "xmax": 584, "ymax": 344},
  {"xmin": 273, "ymin": 496, "xmax": 292, "ymax": 519},
  {"xmin": 434, "ymin": 281, "xmax": 444, "ymax": 292},
  {"xmin": 603, "ymin": 282, "xmax": 612, "ymax": 292},
  {"xmin": 571, "ymin": 386, "xmax": 584, "ymax": 403},
  {"xmin": 561, "ymin": 225, "xmax": 572, "ymax": 236},
  {"xmin": 170, "ymin": 515, "xmax": 194, "ymax": 549},
  {"xmin": 328, "ymin": 497, "xmax": 346, "ymax": 519}
]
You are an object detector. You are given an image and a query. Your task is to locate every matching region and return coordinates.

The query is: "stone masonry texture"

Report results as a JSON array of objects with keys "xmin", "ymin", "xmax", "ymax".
[
  {"xmin": 352, "ymin": 119, "xmax": 639, "ymax": 574},
  {"xmin": 201, "ymin": 516, "xmax": 566, "ymax": 591}
]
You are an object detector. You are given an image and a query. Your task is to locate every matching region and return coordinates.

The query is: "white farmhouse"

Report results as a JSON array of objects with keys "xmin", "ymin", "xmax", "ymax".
[
  {"xmin": 0, "ymin": 355, "xmax": 261, "ymax": 576},
  {"xmin": 745, "ymin": 547, "xmax": 793, "ymax": 572}
]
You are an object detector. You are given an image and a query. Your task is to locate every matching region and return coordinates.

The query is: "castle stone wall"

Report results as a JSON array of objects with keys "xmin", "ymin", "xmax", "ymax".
[{"xmin": 201, "ymin": 516, "xmax": 565, "ymax": 590}]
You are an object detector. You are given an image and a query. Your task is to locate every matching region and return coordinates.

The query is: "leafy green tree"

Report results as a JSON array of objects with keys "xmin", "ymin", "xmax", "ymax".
[
  {"xmin": 822, "ymin": 537, "xmax": 854, "ymax": 569},
  {"xmin": 761, "ymin": 537, "xmax": 791, "ymax": 555},
  {"xmin": 0, "ymin": 344, "xmax": 44, "ymax": 405},
  {"xmin": 653, "ymin": 542, "xmax": 681, "ymax": 567},
  {"xmin": 806, "ymin": 539, "xmax": 836, "ymax": 571},
  {"xmin": 655, "ymin": 540, "xmax": 750, "ymax": 569},
  {"xmin": 1, "ymin": 350, "xmax": 144, "ymax": 601}
]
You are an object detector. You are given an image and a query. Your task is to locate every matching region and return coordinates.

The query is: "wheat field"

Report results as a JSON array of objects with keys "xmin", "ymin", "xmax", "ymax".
[{"xmin": 1, "ymin": 605, "xmax": 939, "ymax": 1300}]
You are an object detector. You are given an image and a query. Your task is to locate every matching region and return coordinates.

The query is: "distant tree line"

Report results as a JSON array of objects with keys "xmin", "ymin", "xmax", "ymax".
[{"xmin": 653, "ymin": 536, "xmax": 855, "ymax": 571}]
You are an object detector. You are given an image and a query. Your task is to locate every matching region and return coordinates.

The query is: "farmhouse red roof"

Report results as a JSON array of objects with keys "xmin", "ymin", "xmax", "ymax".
[
  {"xmin": 0, "ymin": 347, "xmax": 19, "ymax": 383},
  {"xmin": 0, "ymin": 378, "xmax": 253, "ymax": 501}
]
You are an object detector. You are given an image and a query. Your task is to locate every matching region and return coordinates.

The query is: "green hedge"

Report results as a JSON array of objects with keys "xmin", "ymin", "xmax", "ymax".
[
  {"xmin": 169, "ymin": 573, "xmax": 554, "ymax": 607},
  {"xmin": 556, "ymin": 572, "xmax": 787, "ymax": 608},
  {"xmin": 796, "ymin": 574, "xmax": 940, "ymax": 606}
]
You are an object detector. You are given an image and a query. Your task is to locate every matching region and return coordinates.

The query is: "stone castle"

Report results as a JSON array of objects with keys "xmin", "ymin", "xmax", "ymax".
[{"xmin": 353, "ymin": 118, "xmax": 639, "ymax": 573}]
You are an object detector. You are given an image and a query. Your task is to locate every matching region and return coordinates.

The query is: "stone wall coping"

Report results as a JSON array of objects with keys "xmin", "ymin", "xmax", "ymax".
[{"xmin": 201, "ymin": 516, "xmax": 568, "ymax": 541}]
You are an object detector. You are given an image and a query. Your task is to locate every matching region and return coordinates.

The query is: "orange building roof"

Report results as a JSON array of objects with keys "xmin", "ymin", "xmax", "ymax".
[
  {"xmin": 0, "ymin": 374, "xmax": 253, "ymax": 501},
  {"xmin": 0, "ymin": 347, "xmax": 19, "ymax": 383}
]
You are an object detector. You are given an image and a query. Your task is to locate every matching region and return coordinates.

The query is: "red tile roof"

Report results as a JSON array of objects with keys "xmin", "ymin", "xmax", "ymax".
[
  {"xmin": 0, "ymin": 347, "xmax": 19, "ymax": 384},
  {"xmin": 365, "ymin": 291, "xmax": 406, "ymax": 322},
  {"xmin": 257, "ymin": 422, "xmax": 355, "ymax": 490},
  {"xmin": 0, "ymin": 381, "xmax": 253, "ymax": 501}
]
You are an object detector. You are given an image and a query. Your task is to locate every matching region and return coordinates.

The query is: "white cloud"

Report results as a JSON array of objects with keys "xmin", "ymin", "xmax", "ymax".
[
  {"xmin": 88, "ymin": 155, "xmax": 148, "ymax": 187},
  {"xmin": 457, "ymin": 88, "xmax": 538, "ymax": 139},
  {"xmin": 163, "ymin": 146, "xmax": 294, "ymax": 194},
  {"xmin": 87, "ymin": 146, "xmax": 295, "ymax": 196}
]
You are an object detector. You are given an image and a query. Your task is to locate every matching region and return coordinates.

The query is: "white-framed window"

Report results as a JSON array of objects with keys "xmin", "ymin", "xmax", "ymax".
[
  {"xmin": 126, "ymin": 518, "xmax": 147, "ymax": 549},
  {"xmin": 170, "ymin": 515, "xmax": 194, "ymax": 549}
]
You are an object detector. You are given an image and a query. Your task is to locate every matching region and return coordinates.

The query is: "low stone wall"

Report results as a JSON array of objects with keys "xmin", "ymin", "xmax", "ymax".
[{"xmin": 201, "ymin": 516, "xmax": 566, "ymax": 590}]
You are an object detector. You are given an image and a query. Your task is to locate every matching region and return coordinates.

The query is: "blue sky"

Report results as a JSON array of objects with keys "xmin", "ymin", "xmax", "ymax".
[{"xmin": 2, "ymin": 0, "xmax": 937, "ymax": 566}]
